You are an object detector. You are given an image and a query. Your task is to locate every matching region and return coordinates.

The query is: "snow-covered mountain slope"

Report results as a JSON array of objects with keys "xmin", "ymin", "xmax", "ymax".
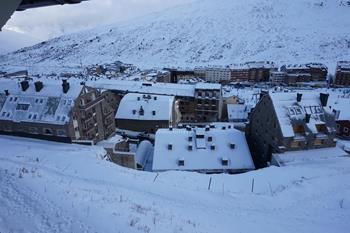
[
  {"xmin": 0, "ymin": 135, "xmax": 350, "ymax": 233},
  {"xmin": 0, "ymin": 29, "xmax": 41, "ymax": 55},
  {"xmin": 0, "ymin": 0, "xmax": 350, "ymax": 73}
]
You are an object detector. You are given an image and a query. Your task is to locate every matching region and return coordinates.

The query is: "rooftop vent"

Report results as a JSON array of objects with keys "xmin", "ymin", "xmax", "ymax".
[
  {"xmin": 139, "ymin": 106, "xmax": 144, "ymax": 116},
  {"xmin": 168, "ymin": 144, "xmax": 173, "ymax": 150},
  {"xmin": 210, "ymin": 144, "xmax": 216, "ymax": 150},
  {"xmin": 230, "ymin": 143, "xmax": 236, "ymax": 149},
  {"xmin": 222, "ymin": 126, "xmax": 226, "ymax": 130},
  {"xmin": 154, "ymin": 96, "xmax": 157, "ymax": 100},
  {"xmin": 169, "ymin": 126, "xmax": 173, "ymax": 131},
  {"xmin": 152, "ymin": 110, "xmax": 156, "ymax": 116},
  {"xmin": 205, "ymin": 126, "xmax": 210, "ymax": 131},
  {"xmin": 297, "ymin": 93, "xmax": 302, "ymax": 102},
  {"xmin": 34, "ymin": 81, "xmax": 43, "ymax": 92},
  {"xmin": 132, "ymin": 110, "xmax": 136, "ymax": 115},
  {"xmin": 305, "ymin": 113, "xmax": 311, "ymax": 123},
  {"xmin": 20, "ymin": 80, "xmax": 29, "ymax": 92},
  {"xmin": 186, "ymin": 125, "xmax": 191, "ymax": 131},
  {"xmin": 208, "ymin": 136, "xmax": 213, "ymax": 142},
  {"xmin": 137, "ymin": 97, "xmax": 141, "ymax": 101},
  {"xmin": 188, "ymin": 136, "xmax": 193, "ymax": 141},
  {"xmin": 80, "ymin": 81, "xmax": 85, "ymax": 86},
  {"xmin": 4, "ymin": 90, "xmax": 9, "ymax": 96},
  {"xmin": 62, "ymin": 79, "xmax": 70, "ymax": 94},
  {"xmin": 210, "ymin": 124, "xmax": 215, "ymax": 129},
  {"xmin": 320, "ymin": 93, "xmax": 329, "ymax": 107}
]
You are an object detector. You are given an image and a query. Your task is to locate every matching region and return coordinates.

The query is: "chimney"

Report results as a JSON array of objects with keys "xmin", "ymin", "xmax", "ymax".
[
  {"xmin": 4, "ymin": 90, "xmax": 9, "ymax": 96},
  {"xmin": 80, "ymin": 81, "xmax": 85, "ymax": 86},
  {"xmin": 20, "ymin": 80, "xmax": 29, "ymax": 92},
  {"xmin": 305, "ymin": 113, "xmax": 311, "ymax": 123},
  {"xmin": 320, "ymin": 93, "xmax": 329, "ymax": 107},
  {"xmin": 297, "ymin": 93, "xmax": 302, "ymax": 102},
  {"xmin": 62, "ymin": 79, "xmax": 70, "ymax": 94},
  {"xmin": 34, "ymin": 81, "xmax": 43, "ymax": 92}
]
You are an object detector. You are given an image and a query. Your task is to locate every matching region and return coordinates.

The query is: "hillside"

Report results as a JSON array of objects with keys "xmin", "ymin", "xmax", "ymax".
[
  {"xmin": 0, "ymin": 0, "xmax": 350, "ymax": 73},
  {"xmin": 0, "ymin": 29, "xmax": 40, "ymax": 55},
  {"xmin": 0, "ymin": 135, "xmax": 350, "ymax": 233}
]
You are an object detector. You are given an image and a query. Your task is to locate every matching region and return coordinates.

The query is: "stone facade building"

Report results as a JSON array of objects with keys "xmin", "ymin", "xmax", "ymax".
[
  {"xmin": 334, "ymin": 61, "xmax": 350, "ymax": 86},
  {"xmin": 247, "ymin": 92, "xmax": 337, "ymax": 168},
  {"xmin": 0, "ymin": 79, "xmax": 115, "ymax": 144}
]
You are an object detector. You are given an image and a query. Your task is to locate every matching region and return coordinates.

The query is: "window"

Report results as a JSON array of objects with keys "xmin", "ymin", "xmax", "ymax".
[
  {"xmin": 40, "ymin": 99, "xmax": 44, "ymax": 104},
  {"xmin": 57, "ymin": 129, "xmax": 67, "ymax": 137},
  {"xmin": 33, "ymin": 114, "xmax": 37, "ymax": 120},
  {"xmin": 16, "ymin": 103, "xmax": 30, "ymax": 111},
  {"xmin": 44, "ymin": 128, "xmax": 53, "ymax": 135},
  {"xmin": 28, "ymin": 114, "xmax": 32, "ymax": 119},
  {"xmin": 35, "ymin": 99, "xmax": 39, "ymax": 103},
  {"xmin": 29, "ymin": 127, "xmax": 38, "ymax": 134},
  {"xmin": 344, "ymin": 127, "xmax": 349, "ymax": 133}
]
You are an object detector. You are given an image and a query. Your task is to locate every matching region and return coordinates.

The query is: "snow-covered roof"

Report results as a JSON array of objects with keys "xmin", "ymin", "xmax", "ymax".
[
  {"xmin": 152, "ymin": 126, "xmax": 255, "ymax": 172},
  {"xmin": 0, "ymin": 79, "xmax": 82, "ymax": 125},
  {"xmin": 269, "ymin": 92, "xmax": 334, "ymax": 138},
  {"xmin": 227, "ymin": 104, "xmax": 253, "ymax": 121},
  {"xmin": 116, "ymin": 93, "xmax": 175, "ymax": 121},
  {"xmin": 327, "ymin": 97, "xmax": 350, "ymax": 121},
  {"xmin": 337, "ymin": 61, "xmax": 350, "ymax": 71},
  {"xmin": 88, "ymin": 80, "xmax": 221, "ymax": 97},
  {"xmin": 246, "ymin": 61, "xmax": 276, "ymax": 69},
  {"xmin": 135, "ymin": 140, "xmax": 154, "ymax": 170}
]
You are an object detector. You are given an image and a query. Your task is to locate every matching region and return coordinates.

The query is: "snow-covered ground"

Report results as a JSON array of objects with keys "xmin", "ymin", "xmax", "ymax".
[
  {"xmin": 0, "ymin": 135, "xmax": 350, "ymax": 233},
  {"xmin": 0, "ymin": 0, "xmax": 349, "ymax": 74}
]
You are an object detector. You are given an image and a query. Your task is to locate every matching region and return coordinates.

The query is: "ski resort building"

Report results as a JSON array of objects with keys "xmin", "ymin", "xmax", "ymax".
[
  {"xmin": 334, "ymin": 61, "xmax": 350, "ymax": 86},
  {"xmin": 152, "ymin": 125, "xmax": 255, "ymax": 173},
  {"xmin": 194, "ymin": 66, "xmax": 231, "ymax": 83},
  {"xmin": 328, "ymin": 97, "xmax": 350, "ymax": 140},
  {"xmin": 247, "ymin": 92, "xmax": 337, "ymax": 168},
  {"xmin": 115, "ymin": 93, "xmax": 179, "ymax": 134},
  {"xmin": 90, "ymin": 80, "xmax": 223, "ymax": 123},
  {"xmin": 0, "ymin": 79, "xmax": 115, "ymax": 144},
  {"xmin": 281, "ymin": 63, "xmax": 328, "ymax": 82}
]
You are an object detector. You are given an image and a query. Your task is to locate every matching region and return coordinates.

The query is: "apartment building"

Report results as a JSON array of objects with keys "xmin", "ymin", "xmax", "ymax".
[{"xmin": 334, "ymin": 61, "xmax": 350, "ymax": 86}]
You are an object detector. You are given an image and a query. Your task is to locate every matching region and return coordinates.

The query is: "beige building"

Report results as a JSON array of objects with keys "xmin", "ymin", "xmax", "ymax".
[{"xmin": 0, "ymin": 79, "xmax": 115, "ymax": 144}]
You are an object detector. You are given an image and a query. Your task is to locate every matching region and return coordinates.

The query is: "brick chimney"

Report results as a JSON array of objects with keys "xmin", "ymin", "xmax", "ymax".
[
  {"xmin": 20, "ymin": 80, "xmax": 29, "ymax": 92},
  {"xmin": 320, "ymin": 93, "xmax": 329, "ymax": 107},
  {"xmin": 62, "ymin": 79, "xmax": 70, "ymax": 94},
  {"xmin": 34, "ymin": 81, "xmax": 43, "ymax": 92}
]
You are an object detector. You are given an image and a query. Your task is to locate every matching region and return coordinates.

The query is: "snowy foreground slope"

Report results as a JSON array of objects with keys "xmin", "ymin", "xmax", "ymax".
[
  {"xmin": 0, "ymin": 135, "xmax": 350, "ymax": 233},
  {"xmin": 1, "ymin": 0, "xmax": 350, "ymax": 73}
]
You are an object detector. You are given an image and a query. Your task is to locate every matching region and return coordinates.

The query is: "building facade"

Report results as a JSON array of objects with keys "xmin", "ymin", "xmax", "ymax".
[
  {"xmin": 334, "ymin": 61, "xmax": 350, "ymax": 86},
  {"xmin": 247, "ymin": 92, "xmax": 337, "ymax": 168},
  {"xmin": 152, "ymin": 125, "xmax": 255, "ymax": 173},
  {"xmin": 0, "ymin": 79, "xmax": 115, "ymax": 144}
]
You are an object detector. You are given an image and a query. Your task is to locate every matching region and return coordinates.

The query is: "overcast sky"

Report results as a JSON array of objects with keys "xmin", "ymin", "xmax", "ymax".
[{"xmin": 4, "ymin": 0, "xmax": 193, "ymax": 40}]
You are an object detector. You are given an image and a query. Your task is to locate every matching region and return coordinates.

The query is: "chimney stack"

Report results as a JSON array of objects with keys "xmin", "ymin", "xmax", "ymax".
[
  {"xmin": 62, "ymin": 79, "xmax": 70, "ymax": 94},
  {"xmin": 305, "ymin": 113, "xmax": 311, "ymax": 123},
  {"xmin": 34, "ymin": 81, "xmax": 43, "ymax": 92},
  {"xmin": 20, "ymin": 80, "xmax": 29, "ymax": 92},
  {"xmin": 297, "ymin": 93, "xmax": 302, "ymax": 102},
  {"xmin": 320, "ymin": 93, "xmax": 329, "ymax": 107},
  {"xmin": 4, "ymin": 90, "xmax": 9, "ymax": 96}
]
